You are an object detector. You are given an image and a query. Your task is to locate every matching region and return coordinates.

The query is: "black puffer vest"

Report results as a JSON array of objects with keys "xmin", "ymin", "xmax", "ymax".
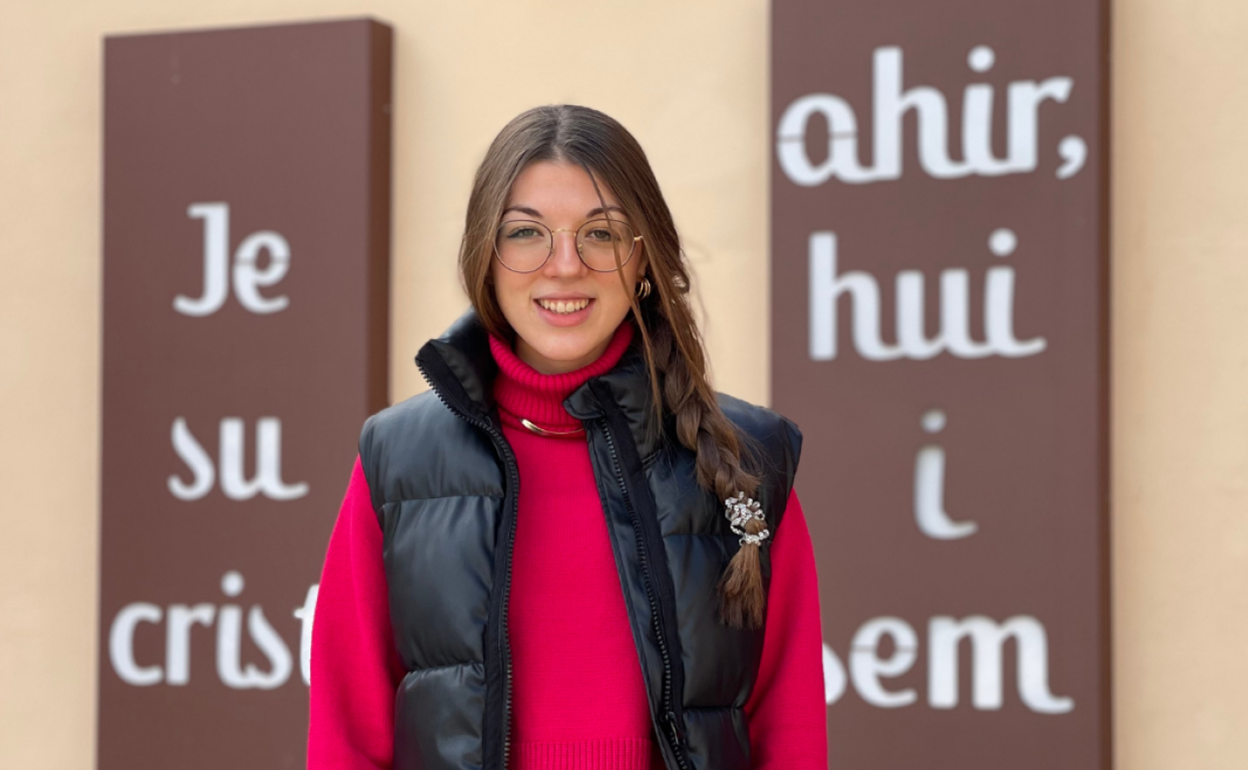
[{"xmin": 358, "ymin": 311, "xmax": 802, "ymax": 770}]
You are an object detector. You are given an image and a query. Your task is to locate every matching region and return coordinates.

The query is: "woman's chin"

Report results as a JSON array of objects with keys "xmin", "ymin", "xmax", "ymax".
[{"xmin": 517, "ymin": 335, "xmax": 608, "ymax": 374}]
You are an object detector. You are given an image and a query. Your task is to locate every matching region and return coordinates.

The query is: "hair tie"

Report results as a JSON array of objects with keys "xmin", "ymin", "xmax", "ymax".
[{"xmin": 724, "ymin": 491, "xmax": 769, "ymax": 547}]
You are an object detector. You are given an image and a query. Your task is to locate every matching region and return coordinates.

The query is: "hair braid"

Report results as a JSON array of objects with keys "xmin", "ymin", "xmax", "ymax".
[{"xmin": 633, "ymin": 280, "xmax": 767, "ymax": 630}]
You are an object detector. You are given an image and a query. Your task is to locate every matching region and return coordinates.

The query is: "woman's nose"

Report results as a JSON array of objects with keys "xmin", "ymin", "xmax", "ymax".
[{"xmin": 544, "ymin": 230, "xmax": 585, "ymax": 276}]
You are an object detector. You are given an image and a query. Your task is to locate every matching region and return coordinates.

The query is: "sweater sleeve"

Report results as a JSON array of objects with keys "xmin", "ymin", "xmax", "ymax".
[
  {"xmin": 742, "ymin": 489, "xmax": 828, "ymax": 769},
  {"xmin": 307, "ymin": 455, "xmax": 404, "ymax": 770}
]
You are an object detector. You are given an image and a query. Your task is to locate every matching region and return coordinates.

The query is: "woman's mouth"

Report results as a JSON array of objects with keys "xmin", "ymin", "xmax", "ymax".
[
  {"xmin": 534, "ymin": 297, "xmax": 594, "ymax": 326},
  {"xmin": 536, "ymin": 298, "xmax": 590, "ymax": 315}
]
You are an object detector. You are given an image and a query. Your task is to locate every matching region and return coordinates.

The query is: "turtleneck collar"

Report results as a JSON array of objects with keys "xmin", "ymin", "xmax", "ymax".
[{"xmin": 488, "ymin": 321, "xmax": 636, "ymax": 435}]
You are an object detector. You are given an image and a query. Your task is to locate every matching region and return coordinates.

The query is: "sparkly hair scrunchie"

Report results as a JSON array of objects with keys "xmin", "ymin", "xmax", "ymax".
[{"xmin": 724, "ymin": 491, "xmax": 770, "ymax": 546}]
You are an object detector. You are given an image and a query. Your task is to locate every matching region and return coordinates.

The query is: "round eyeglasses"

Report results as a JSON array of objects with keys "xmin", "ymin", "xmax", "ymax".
[{"xmin": 494, "ymin": 218, "xmax": 642, "ymax": 273}]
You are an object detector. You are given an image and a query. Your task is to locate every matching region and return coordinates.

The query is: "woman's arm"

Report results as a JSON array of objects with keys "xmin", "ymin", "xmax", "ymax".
[
  {"xmin": 307, "ymin": 456, "xmax": 404, "ymax": 770},
  {"xmin": 743, "ymin": 489, "xmax": 828, "ymax": 769}
]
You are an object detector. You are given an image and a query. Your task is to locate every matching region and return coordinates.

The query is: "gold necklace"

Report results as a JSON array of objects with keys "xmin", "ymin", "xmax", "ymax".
[{"xmin": 520, "ymin": 418, "xmax": 585, "ymax": 437}]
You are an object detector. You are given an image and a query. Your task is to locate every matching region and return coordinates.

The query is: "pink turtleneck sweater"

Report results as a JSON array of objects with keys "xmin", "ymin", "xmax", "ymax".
[{"xmin": 307, "ymin": 323, "xmax": 827, "ymax": 769}]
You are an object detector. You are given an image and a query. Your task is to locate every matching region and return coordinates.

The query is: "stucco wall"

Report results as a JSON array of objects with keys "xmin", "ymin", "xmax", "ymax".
[{"xmin": 1111, "ymin": 0, "xmax": 1248, "ymax": 766}]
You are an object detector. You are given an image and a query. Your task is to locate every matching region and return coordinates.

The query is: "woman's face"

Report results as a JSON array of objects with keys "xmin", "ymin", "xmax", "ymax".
[{"xmin": 491, "ymin": 160, "xmax": 646, "ymax": 374}]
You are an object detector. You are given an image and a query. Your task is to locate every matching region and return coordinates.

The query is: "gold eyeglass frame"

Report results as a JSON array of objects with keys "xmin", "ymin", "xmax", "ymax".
[{"xmin": 493, "ymin": 218, "xmax": 644, "ymax": 274}]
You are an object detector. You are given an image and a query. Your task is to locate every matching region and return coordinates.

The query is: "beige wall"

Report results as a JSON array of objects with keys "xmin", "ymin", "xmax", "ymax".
[
  {"xmin": 0, "ymin": 0, "xmax": 1245, "ymax": 767},
  {"xmin": 1112, "ymin": 0, "xmax": 1248, "ymax": 766}
]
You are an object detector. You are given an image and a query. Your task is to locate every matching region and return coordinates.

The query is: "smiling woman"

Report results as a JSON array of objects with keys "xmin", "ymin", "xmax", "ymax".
[{"xmin": 308, "ymin": 105, "xmax": 828, "ymax": 770}]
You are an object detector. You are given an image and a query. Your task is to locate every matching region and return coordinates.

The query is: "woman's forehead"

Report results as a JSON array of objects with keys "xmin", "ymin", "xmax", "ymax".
[{"xmin": 506, "ymin": 159, "xmax": 622, "ymax": 212}]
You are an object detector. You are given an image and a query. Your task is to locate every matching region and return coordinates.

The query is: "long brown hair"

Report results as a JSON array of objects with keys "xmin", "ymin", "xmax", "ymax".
[{"xmin": 459, "ymin": 104, "xmax": 768, "ymax": 629}]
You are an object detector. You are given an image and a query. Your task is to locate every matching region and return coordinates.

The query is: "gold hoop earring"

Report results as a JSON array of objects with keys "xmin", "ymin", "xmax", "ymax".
[{"xmin": 635, "ymin": 277, "xmax": 652, "ymax": 299}]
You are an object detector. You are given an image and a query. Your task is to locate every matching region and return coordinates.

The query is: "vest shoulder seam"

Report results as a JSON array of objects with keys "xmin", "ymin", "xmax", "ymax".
[
  {"xmin": 382, "ymin": 493, "xmax": 504, "ymax": 504},
  {"xmin": 404, "ymin": 660, "xmax": 483, "ymax": 674}
]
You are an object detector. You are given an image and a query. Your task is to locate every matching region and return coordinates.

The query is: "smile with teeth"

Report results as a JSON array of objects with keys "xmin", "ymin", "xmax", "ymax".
[{"xmin": 537, "ymin": 298, "xmax": 591, "ymax": 315}]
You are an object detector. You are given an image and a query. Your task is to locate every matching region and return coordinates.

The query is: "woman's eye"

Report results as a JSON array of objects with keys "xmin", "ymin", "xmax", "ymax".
[
  {"xmin": 506, "ymin": 227, "xmax": 540, "ymax": 239},
  {"xmin": 586, "ymin": 228, "xmax": 613, "ymax": 242}
]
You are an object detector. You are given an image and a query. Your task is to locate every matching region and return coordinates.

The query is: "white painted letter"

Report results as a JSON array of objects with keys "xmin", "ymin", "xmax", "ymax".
[
  {"xmin": 915, "ymin": 409, "xmax": 978, "ymax": 539},
  {"xmin": 940, "ymin": 270, "xmax": 994, "ymax": 358},
  {"xmin": 244, "ymin": 605, "xmax": 294, "ymax": 689},
  {"xmin": 1007, "ymin": 78, "xmax": 1074, "ymax": 174},
  {"xmin": 166, "ymin": 603, "xmax": 215, "ymax": 685},
  {"xmin": 175, "ymin": 203, "xmax": 230, "ymax": 317},
  {"xmin": 985, "ymin": 267, "xmax": 1047, "ymax": 357},
  {"xmin": 895, "ymin": 271, "xmax": 943, "ymax": 359},
  {"xmin": 233, "ymin": 230, "xmax": 291, "ymax": 314},
  {"xmin": 217, "ymin": 571, "xmax": 251, "ymax": 689},
  {"xmin": 929, "ymin": 615, "xmax": 1074, "ymax": 713},
  {"xmin": 109, "ymin": 603, "xmax": 163, "ymax": 686},
  {"xmin": 294, "ymin": 584, "xmax": 319, "ymax": 686},
  {"xmin": 874, "ymin": 47, "xmax": 971, "ymax": 180},
  {"xmin": 914, "ymin": 447, "xmax": 978, "ymax": 539},
  {"xmin": 169, "ymin": 417, "xmax": 215, "ymax": 501},
  {"xmin": 850, "ymin": 617, "xmax": 918, "ymax": 708},
  {"xmin": 963, "ymin": 84, "xmax": 1028, "ymax": 176},
  {"xmin": 777, "ymin": 95, "xmax": 888, "ymax": 185},
  {"xmin": 215, "ymin": 571, "xmax": 293, "ymax": 690},
  {"xmin": 809, "ymin": 232, "xmax": 902, "ymax": 361},
  {"xmin": 219, "ymin": 417, "xmax": 309, "ymax": 501}
]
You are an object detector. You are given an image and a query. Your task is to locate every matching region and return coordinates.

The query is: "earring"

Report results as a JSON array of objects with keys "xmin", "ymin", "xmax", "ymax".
[{"xmin": 635, "ymin": 277, "xmax": 652, "ymax": 299}]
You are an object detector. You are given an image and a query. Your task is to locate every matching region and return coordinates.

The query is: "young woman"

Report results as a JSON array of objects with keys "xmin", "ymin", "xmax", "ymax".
[{"xmin": 308, "ymin": 105, "xmax": 827, "ymax": 770}]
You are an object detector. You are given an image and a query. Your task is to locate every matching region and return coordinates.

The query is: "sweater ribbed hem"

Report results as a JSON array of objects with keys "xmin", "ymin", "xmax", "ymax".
[{"xmin": 511, "ymin": 738, "xmax": 655, "ymax": 770}]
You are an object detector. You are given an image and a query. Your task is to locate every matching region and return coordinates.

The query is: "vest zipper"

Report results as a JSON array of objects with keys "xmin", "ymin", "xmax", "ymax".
[
  {"xmin": 417, "ymin": 361, "xmax": 519, "ymax": 770},
  {"xmin": 598, "ymin": 417, "xmax": 692, "ymax": 770},
  {"xmin": 418, "ymin": 353, "xmax": 690, "ymax": 770}
]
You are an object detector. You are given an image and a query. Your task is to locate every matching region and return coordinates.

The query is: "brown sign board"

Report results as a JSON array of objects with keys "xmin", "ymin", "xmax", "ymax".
[
  {"xmin": 770, "ymin": 2, "xmax": 1109, "ymax": 768},
  {"xmin": 100, "ymin": 19, "xmax": 391, "ymax": 769}
]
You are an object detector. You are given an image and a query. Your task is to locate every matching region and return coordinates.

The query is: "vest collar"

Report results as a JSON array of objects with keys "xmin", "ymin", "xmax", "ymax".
[{"xmin": 415, "ymin": 308, "xmax": 662, "ymax": 458}]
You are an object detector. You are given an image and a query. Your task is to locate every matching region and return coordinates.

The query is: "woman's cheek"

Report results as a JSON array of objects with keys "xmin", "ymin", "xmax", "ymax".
[{"xmin": 493, "ymin": 272, "xmax": 532, "ymax": 329}]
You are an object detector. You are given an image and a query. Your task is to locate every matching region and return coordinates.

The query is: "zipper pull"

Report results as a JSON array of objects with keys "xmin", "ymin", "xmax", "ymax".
[{"xmin": 663, "ymin": 710, "xmax": 686, "ymax": 748}]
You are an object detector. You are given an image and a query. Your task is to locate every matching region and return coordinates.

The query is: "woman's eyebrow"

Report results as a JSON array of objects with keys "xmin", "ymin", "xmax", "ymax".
[{"xmin": 501, "ymin": 204, "xmax": 626, "ymax": 218}]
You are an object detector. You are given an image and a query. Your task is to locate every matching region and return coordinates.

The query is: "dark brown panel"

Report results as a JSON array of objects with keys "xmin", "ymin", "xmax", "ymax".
[
  {"xmin": 100, "ymin": 19, "xmax": 391, "ymax": 770},
  {"xmin": 770, "ymin": 2, "xmax": 1110, "ymax": 768}
]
